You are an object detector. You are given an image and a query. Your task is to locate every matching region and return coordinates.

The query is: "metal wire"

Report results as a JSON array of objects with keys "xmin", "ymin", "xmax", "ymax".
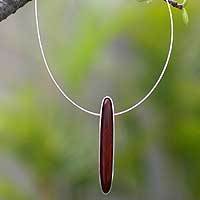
[{"xmin": 34, "ymin": 0, "xmax": 174, "ymax": 117}]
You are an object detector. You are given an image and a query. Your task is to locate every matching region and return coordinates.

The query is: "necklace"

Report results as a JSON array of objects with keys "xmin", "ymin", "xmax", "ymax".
[{"xmin": 34, "ymin": 0, "xmax": 174, "ymax": 194}]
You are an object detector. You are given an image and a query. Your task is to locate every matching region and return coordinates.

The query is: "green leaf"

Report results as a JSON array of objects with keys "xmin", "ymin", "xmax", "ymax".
[
  {"xmin": 182, "ymin": 8, "xmax": 189, "ymax": 25},
  {"xmin": 183, "ymin": 0, "xmax": 189, "ymax": 6}
]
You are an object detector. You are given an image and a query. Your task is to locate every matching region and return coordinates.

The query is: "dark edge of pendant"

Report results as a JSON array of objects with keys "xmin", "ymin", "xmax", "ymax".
[{"xmin": 99, "ymin": 96, "xmax": 115, "ymax": 195}]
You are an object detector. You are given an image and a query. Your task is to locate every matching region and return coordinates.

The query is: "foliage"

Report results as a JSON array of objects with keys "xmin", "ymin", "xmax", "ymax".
[{"xmin": 0, "ymin": 0, "xmax": 199, "ymax": 199}]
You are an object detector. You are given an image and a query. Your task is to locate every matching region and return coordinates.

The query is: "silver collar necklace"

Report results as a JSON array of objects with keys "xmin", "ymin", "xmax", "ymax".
[{"xmin": 34, "ymin": 0, "xmax": 174, "ymax": 194}]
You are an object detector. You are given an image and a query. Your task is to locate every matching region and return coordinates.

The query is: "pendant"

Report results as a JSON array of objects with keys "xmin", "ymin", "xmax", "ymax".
[{"xmin": 99, "ymin": 96, "xmax": 115, "ymax": 194}]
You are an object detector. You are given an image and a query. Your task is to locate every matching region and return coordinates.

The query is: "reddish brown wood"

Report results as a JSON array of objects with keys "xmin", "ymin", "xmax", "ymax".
[{"xmin": 99, "ymin": 97, "xmax": 114, "ymax": 194}]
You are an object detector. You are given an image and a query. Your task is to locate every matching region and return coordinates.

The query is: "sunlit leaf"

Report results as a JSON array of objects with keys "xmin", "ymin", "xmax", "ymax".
[{"xmin": 182, "ymin": 8, "xmax": 189, "ymax": 25}]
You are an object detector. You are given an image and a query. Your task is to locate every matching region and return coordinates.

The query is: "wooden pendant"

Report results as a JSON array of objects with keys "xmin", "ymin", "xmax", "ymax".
[{"xmin": 99, "ymin": 96, "xmax": 115, "ymax": 194}]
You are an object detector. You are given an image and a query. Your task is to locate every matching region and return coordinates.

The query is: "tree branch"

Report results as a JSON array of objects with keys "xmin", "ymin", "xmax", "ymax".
[
  {"xmin": 0, "ymin": 0, "xmax": 32, "ymax": 22},
  {"xmin": 163, "ymin": 0, "xmax": 184, "ymax": 10}
]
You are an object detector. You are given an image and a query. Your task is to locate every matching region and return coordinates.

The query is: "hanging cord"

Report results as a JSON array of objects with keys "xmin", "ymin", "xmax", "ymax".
[{"xmin": 34, "ymin": 0, "xmax": 174, "ymax": 117}]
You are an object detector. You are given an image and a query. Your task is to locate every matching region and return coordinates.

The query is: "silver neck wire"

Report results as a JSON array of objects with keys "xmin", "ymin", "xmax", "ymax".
[{"xmin": 34, "ymin": 0, "xmax": 174, "ymax": 117}]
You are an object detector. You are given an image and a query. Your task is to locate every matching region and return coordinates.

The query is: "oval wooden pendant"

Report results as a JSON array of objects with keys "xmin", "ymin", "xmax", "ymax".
[{"xmin": 99, "ymin": 96, "xmax": 115, "ymax": 194}]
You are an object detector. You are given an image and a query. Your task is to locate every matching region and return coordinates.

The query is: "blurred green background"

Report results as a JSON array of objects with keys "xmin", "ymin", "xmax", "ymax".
[{"xmin": 0, "ymin": 0, "xmax": 199, "ymax": 199}]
